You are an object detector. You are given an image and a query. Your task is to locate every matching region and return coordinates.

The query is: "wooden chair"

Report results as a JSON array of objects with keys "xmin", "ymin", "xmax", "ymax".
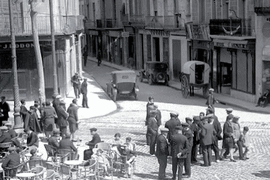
[
  {"xmin": 59, "ymin": 163, "xmax": 72, "ymax": 180},
  {"xmin": 27, "ymin": 159, "xmax": 45, "ymax": 170},
  {"xmin": 57, "ymin": 149, "xmax": 78, "ymax": 163},
  {"xmin": 3, "ymin": 162, "xmax": 26, "ymax": 179},
  {"xmin": 30, "ymin": 166, "xmax": 46, "ymax": 180},
  {"xmin": 44, "ymin": 144, "xmax": 55, "ymax": 161},
  {"xmin": 79, "ymin": 159, "xmax": 98, "ymax": 180}
]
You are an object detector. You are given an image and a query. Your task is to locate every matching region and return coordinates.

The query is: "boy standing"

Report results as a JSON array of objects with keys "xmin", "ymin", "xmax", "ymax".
[{"xmin": 241, "ymin": 126, "xmax": 250, "ymax": 160}]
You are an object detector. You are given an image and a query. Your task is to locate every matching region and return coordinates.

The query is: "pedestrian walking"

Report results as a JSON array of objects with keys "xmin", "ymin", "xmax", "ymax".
[
  {"xmin": 155, "ymin": 127, "xmax": 169, "ymax": 180},
  {"xmin": 0, "ymin": 96, "xmax": 10, "ymax": 126},
  {"xmin": 28, "ymin": 106, "xmax": 42, "ymax": 133},
  {"xmin": 199, "ymin": 116, "xmax": 215, "ymax": 167},
  {"xmin": 182, "ymin": 121, "xmax": 193, "ymax": 178},
  {"xmin": 83, "ymin": 45, "xmax": 88, "ymax": 67},
  {"xmin": 165, "ymin": 111, "xmax": 181, "ymax": 143},
  {"xmin": 67, "ymin": 99, "xmax": 79, "ymax": 141},
  {"xmin": 190, "ymin": 116, "xmax": 200, "ymax": 163},
  {"xmin": 241, "ymin": 126, "xmax": 250, "ymax": 160},
  {"xmin": 148, "ymin": 110, "xmax": 159, "ymax": 155},
  {"xmin": 71, "ymin": 72, "xmax": 82, "ymax": 99},
  {"xmin": 56, "ymin": 100, "xmax": 69, "ymax": 137},
  {"xmin": 145, "ymin": 96, "xmax": 155, "ymax": 145},
  {"xmin": 97, "ymin": 49, "xmax": 102, "ymax": 66},
  {"xmin": 170, "ymin": 126, "xmax": 188, "ymax": 180},
  {"xmin": 41, "ymin": 100, "xmax": 57, "ymax": 138},
  {"xmin": 232, "ymin": 116, "xmax": 244, "ymax": 160},
  {"xmin": 206, "ymin": 88, "xmax": 218, "ymax": 110},
  {"xmin": 81, "ymin": 78, "xmax": 89, "ymax": 108}
]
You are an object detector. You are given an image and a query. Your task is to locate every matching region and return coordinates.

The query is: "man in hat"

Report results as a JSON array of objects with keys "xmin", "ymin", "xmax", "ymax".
[
  {"xmin": 28, "ymin": 106, "xmax": 42, "ymax": 133},
  {"xmin": 81, "ymin": 78, "xmax": 89, "ymax": 108},
  {"xmin": 25, "ymin": 129, "xmax": 39, "ymax": 151},
  {"xmin": 170, "ymin": 126, "xmax": 188, "ymax": 180},
  {"xmin": 52, "ymin": 95, "xmax": 61, "ymax": 112},
  {"xmin": 0, "ymin": 126, "xmax": 12, "ymax": 143},
  {"xmin": 71, "ymin": 72, "xmax": 82, "ymax": 99},
  {"xmin": 226, "ymin": 108, "xmax": 233, "ymax": 121},
  {"xmin": 182, "ymin": 122, "xmax": 193, "ymax": 178},
  {"xmin": 200, "ymin": 116, "xmax": 215, "ymax": 166},
  {"xmin": 190, "ymin": 116, "xmax": 200, "ymax": 163},
  {"xmin": 0, "ymin": 96, "xmax": 10, "ymax": 126},
  {"xmin": 84, "ymin": 128, "xmax": 102, "ymax": 160},
  {"xmin": 5, "ymin": 122, "xmax": 17, "ymax": 139},
  {"xmin": 48, "ymin": 129, "xmax": 61, "ymax": 153},
  {"xmin": 41, "ymin": 100, "xmax": 57, "ymax": 138},
  {"xmin": 2, "ymin": 146, "xmax": 20, "ymax": 177},
  {"xmin": 148, "ymin": 110, "xmax": 159, "ymax": 155},
  {"xmin": 206, "ymin": 88, "xmax": 218, "ymax": 109},
  {"xmin": 156, "ymin": 127, "xmax": 169, "ymax": 180},
  {"xmin": 56, "ymin": 100, "xmax": 69, "ymax": 137},
  {"xmin": 165, "ymin": 111, "xmax": 181, "ymax": 143},
  {"xmin": 145, "ymin": 96, "xmax": 155, "ymax": 145},
  {"xmin": 59, "ymin": 133, "xmax": 78, "ymax": 157}
]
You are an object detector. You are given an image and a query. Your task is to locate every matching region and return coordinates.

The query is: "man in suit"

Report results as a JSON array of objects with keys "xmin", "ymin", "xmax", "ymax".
[
  {"xmin": 182, "ymin": 121, "xmax": 193, "ymax": 178},
  {"xmin": 145, "ymin": 97, "xmax": 155, "ymax": 145},
  {"xmin": 25, "ymin": 129, "xmax": 39, "ymax": 150},
  {"xmin": 81, "ymin": 78, "xmax": 89, "ymax": 108},
  {"xmin": 200, "ymin": 116, "xmax": 215, "ymax": 166},
  {"xmin": 84, "ymin": 128, "xmax": 101, "ymax": 160},
  {"xmin": 2, "ymin": 146, "xmax": 20, "ymax": 177},
  {"xmin": 56, "ymin": 100, "xmax": 69, "ymax": 137},
  {"xmin": 59, "ymin": 133, "xmax": 77, "ymax": 154},
  {"xmin": 0, "ymin": 96, "xmax": 10, "ymax": 126},
  {"xmin": 156, "ymin": 127, "xmax": 169, "ymax": 180},
  {"xmin": 171, "ymin": 126, "xmax": 188, "ymax": 180},
  {"xmin": 165, "ymin": 112, "xmax": 181, "ymax": 143},
  {"xmin": 0, "ymin": 126, "xmax": 12, "ymax": 143},
  {"xmin": 148, "ymin": 110, "xmax": 159, "ymax": 155},
  {"xmin": 190, "ymin": 116, "xmax": 200, "ymax": 163}
]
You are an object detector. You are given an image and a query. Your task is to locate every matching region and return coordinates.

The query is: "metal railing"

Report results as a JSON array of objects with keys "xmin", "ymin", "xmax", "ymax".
[
  {"xmin": 0, "ymin": 15, "xmax": 84, "ymax": 36},
  {"xmin": 145, "ymin": 16, "xmax": 184, "ymax": 29},
  {"xmin": 209, "ymin": 18, "xmax": 252, "ymax": 36}
]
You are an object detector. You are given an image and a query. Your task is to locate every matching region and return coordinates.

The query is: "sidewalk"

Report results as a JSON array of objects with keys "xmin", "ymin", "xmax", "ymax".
[
  {"xmin": 6, "ymin": 71, "xmax": 118, "ymax": 123},
  {"xmin": 89, "ymin": 57, "xmax": 270, "ymax": 114}
]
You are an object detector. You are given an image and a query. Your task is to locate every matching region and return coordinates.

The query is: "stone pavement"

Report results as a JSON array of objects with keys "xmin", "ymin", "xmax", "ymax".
[{"xmin": 88, "ymin": 56, "xmax": 270, "ymax": 115}]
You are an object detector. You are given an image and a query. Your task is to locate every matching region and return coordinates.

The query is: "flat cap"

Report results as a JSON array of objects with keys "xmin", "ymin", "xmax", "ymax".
[
  {"xmin": 8, "ymin": 146, "xmax": 16, "ymax": 151},
  {"xmin": 226, "ymin": 108, "xmax": 233, "ymax": 112},
  {"xmin": 175, "ymin": 126, "xmax": 183, "ymax": 130},
  {"xmin": 185, "ymin": 117, "xmax": 192, "ymax": 122},
  {"xmin": 206, "ymin": 107, "xmax": 215, "ymax": 113},
  {"xmin": 55, "ymin": 95, "xmax": 61, "ymax": 99},
  {"xmin": 209, "ymin": 88, "xmax": 214, "ymax": 92},
  {"xmin": 90, "ymin": 128, "xmax": 97, "ymax": 132},
  {"xmin": 60, "ymin": 99, "xmax": 66, "ymax": 105},
  {"xmin": 148, "ymin": 96, "xmax": 154, "ymax": 101},
  {"xmin": 160, "ymin": 127, "xmax": 169, "ymax": 132},
  {"xmin": 227, "ymin": 114, "xmax": 234, "ymax": 120},
  {"xmin": 170, "ymin": 111, "xmax": 179, "ymax": 117},
  {"xmin": 233, "ymin": 116, "xmax": 240, "ymax": 120},
  {"xmin": 243, "ymin": 126, "xmax": 249, "ymax": 131},
  {"xmin": 193, "ymin": 116, "xmax": 200, "ymax": 121},
  {"xmin": 182, "ymin": 122, "xmax": 189, "ymax": 127},
  {"xmin": 0, "ymin": 126, "xmax": 8, "ymax": 130}
]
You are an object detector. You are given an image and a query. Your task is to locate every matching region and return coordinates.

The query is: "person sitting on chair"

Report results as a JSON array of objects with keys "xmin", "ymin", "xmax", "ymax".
[
  {"xmin": 92, "ymin": 148, "xmax": 110, "ymax": 176},
  {"xmin": 84, "ymin": 128, "xmax": 101, "ymax": 160},
  {"xmin": 25, "ymin": 129, "xmax": 39, "ymax": 151},
  {"xmin": 0, "ymin": 126, "xmax": 12, "ymax": 143},
  {"xmin": 29, "ymin": 148, "xmax": 41, "ymax": 161},
  {"xmin": 120, "ymin": 137, "xmax": 136, "ymax": 178},
  {"xmin": 256, "ymin": 90, "xmax": 270, "ymax": 107},
  {"xmin": 58, "ymin": 133, "xmax": 78, "ymax": 159},
  {"xmin": 5, "ymin": 122, "xmax": 17, "ymax": 139},
  {"xmin": 48, "ymin": 130, "xmax": 61, "ymax": 155}
]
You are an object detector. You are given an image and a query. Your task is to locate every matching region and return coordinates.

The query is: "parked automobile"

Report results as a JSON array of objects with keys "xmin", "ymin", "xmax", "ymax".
[
  {"xmin": 106, "ymin": 70, "xmax": 139, "ymax": 101},
  {"xmin": 139, "ymin": 61, "xmax": 169, "ymax": 85}
]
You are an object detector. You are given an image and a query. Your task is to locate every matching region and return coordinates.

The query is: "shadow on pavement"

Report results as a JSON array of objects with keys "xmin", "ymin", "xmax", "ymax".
[
  {"xmin": 252, "ymin": 171, "xmax": 270, "ymax": 179},
  {"xmin": 134, "ymin": 173, "xmax": 158, "ymax": 179},
  {"xmin": 92, "ymin": 91, "xmax": 110, "ymax": 100}
]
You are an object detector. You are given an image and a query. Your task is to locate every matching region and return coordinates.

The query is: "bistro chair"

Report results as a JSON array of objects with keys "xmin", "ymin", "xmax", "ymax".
[
  {"xmin": 44, "ymin": 144, "xmax": 55, "ymax": 161},
  {"xmin": 79, "ymin": 159, "xmax": 98, "ymax": 180},
  {"xmin": 44, "ymin": 170, "xmax": 56, "ymax": 180},
  {"xmin": 27, "ymin": 159, "xmax": 45, "ymax": 170},
  {"xmin": 30, "ymin": 166, "xmax": 46, "ymax": 180},
  {"xmin": 3, "ymin": 162, "xmax": 26, "ymax": 179}
]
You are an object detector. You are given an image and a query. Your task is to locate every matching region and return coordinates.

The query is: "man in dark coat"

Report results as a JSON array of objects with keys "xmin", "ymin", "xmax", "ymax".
[
  {"xmin": 206, "ymin": 88, "xmax": 218, "ymax": 110},
  {"xmin": 67, "ymin": 99, "xmax": 79, "ymax": 141},
  {"xmin": 59, "ymin": 133, "xmax": 77, "ymax": 153},
  {"xmin": 28, "ymin": 106, "xmax": 42, "ymax": 133},
  {"xmin": 56, "ymin": 100, "xmax": 69, "ymax": 137},
  {"xmin": 84, "ymin": 128, "xmax": 101, "ymax": 160},
  {"xmin": 0, "ymin": 96, "xmax": 10, "ymax": 126},
  {"xmin": 97, "ymin": 49, "xmax": 102, "ymax": 66},
  {"xmin": 165, "ymin": 111, "xmax": 181, "ymax": 143},
  {"xmin": 155, "ymin": 127, "xmax": 169, "ymax": 180},
  {"xmin": 0, "ymin": 126, "xmax": 12, "ymax": 143},
  {"xmin": 145, "ymin": 97, "xmax": 155, "ymax": 145},
  {"xmin": 20, "ymin": 99, "xmax": 28, "ymax": 122},
  {"xmin": 83, "ymin": 45, "xmax": 88, "ymax": 67},
  {"xmin": 81, "ymin": 78, "xmax": 89, "ymax": 108},
  {"xmin": 71, "ymin": 72, "xmax": 82, "ymax": 98},
  {"xmin": 200, "ymin": 117, "xmax": 215, "ymax": 166},
  {"xmin": 2, "ymin": 147, "xmax": 20, "ymax": 178},
  {"xmin": 148, "ymin": 110, "xmax": 159, "ymax": 155},
  {"xmin": 190, "ymin": 116, "xmax": 200, "ymax": 163},
  {"xmin": 48, "ymin": 129, "xmax": 60, "ymax": 154},
  {"xmin": 182, "ymin": 121, "xmax": 193, "ymax": 178},
  {"xmin": 171, "ymin": 126, "xmax": 188, "ymax": 180},
  {"xmin": 41, "ymin": 101, "xmax": 57, "ymax": 138},
  {"xmin": 25, "ymin": 129, "xmax": 39, "ymax": 150}
]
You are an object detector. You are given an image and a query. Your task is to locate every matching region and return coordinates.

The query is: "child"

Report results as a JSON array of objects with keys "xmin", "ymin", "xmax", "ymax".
[{"xmin": 240, "ymin": 126, "xmax": 250, "ymax": 160}]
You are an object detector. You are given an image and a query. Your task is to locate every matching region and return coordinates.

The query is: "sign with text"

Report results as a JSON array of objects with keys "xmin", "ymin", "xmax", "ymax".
[{"xmin": 0, "ymin": 42, "xmax": 34, "ymax": 50}]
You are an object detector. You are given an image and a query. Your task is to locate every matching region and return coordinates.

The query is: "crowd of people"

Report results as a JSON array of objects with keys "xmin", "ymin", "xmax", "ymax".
[{"xmin": 145, "ymin": 94, "xmax": 250, "ymax": 180}]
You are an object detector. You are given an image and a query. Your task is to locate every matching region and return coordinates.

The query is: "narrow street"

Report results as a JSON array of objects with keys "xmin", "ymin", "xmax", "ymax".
[{"xmin": 75, "ymin": 61, "xmax": 270, "ymax": 180}]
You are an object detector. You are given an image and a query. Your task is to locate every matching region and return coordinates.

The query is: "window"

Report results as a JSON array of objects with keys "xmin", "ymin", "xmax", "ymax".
[
  {"xmin": 212, "ymin": 0, "xmax": 216, "ymax": 19},
  {"xmin": 199, "ymin": 0, "xmax": 206, "ymax": 23}
]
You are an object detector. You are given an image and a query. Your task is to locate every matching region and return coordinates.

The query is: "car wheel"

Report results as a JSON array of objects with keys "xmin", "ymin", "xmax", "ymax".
[{"xmin": 148, "ymin": 75, "xmax": 153, "ymax": 85}]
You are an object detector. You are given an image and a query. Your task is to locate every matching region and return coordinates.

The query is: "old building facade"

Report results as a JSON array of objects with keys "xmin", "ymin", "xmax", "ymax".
[{"xmin": 0, "ymin": 0, "xmax": 84, "ymax": 100}]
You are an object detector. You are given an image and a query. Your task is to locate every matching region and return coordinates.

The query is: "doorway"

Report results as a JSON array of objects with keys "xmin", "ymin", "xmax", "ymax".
[
  {"xmin": 153, "ymin": 37, "xmax": 160, "ymax": 61},
  {"xmin": 172, "ymin": 40, "xmax": 181, "ymax": 79}
]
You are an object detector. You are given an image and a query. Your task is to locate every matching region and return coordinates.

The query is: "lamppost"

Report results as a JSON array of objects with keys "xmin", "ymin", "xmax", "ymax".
[{"xmin": 8, "ymin": 0, "xmax": 22, "ymax": 129}]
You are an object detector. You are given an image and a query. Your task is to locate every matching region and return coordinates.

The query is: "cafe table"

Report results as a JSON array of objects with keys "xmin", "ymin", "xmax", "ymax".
[
  {"xmin": 25, "ymin": 152, "xmax": 43, "ymax": 160},
  {"xmin": 64, "ymin": 160, "xmax": 83, "ymax": 180},
  {"xmin": 16, "ymin": 172, "xmax": 35, "ymax": 179}
]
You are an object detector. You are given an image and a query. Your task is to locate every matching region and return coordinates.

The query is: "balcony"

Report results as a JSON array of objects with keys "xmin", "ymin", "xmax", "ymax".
[
  {"xmin": 254, "ymin": 0, "xmax": 270, "ymax": 15},
  {"xmin": 209, "ymin": 19, "xmax": 252, "ymax": 37},
  {"xmin": 85, "ymin": 19, "xmax": 122, "ymax": 29},
  {"xmin": 145, "ymin": 16, "xmax": 185, "ymax": 29},
  {"xmin": 0, "ymin": 15, "xmax": 84, "ymax": 36}
]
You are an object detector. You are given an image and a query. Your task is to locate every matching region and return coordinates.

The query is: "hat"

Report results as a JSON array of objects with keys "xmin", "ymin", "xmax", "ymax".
[
  {"xmin": 227, "ymin": 114, "xmax": 234, "ymax": 120},
  {"xmin": 206, "ymin": 108, "xmax": 215, "ymax": 114},
  {"xmin": 148, "ymin": 96, "xmax": 154, "ymax": 101},
  {"xmin": 175, "ymin": 126, "xmax": 183, "ymax": 130},
  {"xmin": 59, "ymin": 99, "xmax": 66, "ymax": 105},
  {"xmin": 233, "ymin": 116, "xmax": 240, "ymax": 120},
  {"xmin": 53, "ymin": 129, "xmax": 61, "ymax": 135},
  {"xmin": 185, "ymin": 117, "xmax": 192, "ymax": 122},
  {"xmin": 8, "ymin": 146, "xmax": 16, "ymax": 151},
  {"xmin": 193, "ymin": 116, "xmax": 200, "ymax": 121},
  {"xmin": 209, "ymin": 88, "xmax": 214, "ymax": 92},
  {"xmin": 160, "ymin": 127, "xmax": 169, "ymax": 132},
  {"xmin": 90, "ymin": 128, "xmax": 97, "ymax": 132},
  {"xmin": 30, "ymin": 148, "xmax": 37, "ymax": 155},
  {"xmin": 5, "ymin": 122, "xmax": 12, "ymax": 126},
  {"xmin": 226, "ymin": 108, "xmax": 233, "ymax": 112},
  {"xmin": 170, "ymin": 111, "xmax": 179, "ymax": 117},
  {"xmin": 55, "ymin": 95, "xmax": 61, "ymax": 99},
  {"xmin": 243, "ymin": 126, "xmax": 249, "ymax": 131},
  {"xmin": 182, "ymin": 122, "xmax": 189, "ymax": 127},
  {"xmin": 0, "ymin": 126, "xmax": 8, "ymax": 130}
]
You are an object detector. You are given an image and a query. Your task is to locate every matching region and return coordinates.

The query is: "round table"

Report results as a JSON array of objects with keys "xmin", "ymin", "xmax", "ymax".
[
  {"xmin": 64, "ymin": 160, "xmax": 83, "ymax": 166},
  {"xmin": 16, "ymin": 172, "xmax": 35, "ymax": 179},
  {"xmin": 25, "ymin": 152, "xmax": 43, "ymax": 158}
]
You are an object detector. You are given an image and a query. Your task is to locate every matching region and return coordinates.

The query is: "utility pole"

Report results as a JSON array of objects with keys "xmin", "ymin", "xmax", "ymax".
[
  {"xmin": 49, "ymin": 0, "xmax": 58, "ymax": 96},
  {"xmin": 30, "ymin": 0, "xmax": 46, "ymax": 103},
  {"xmin": 9, "ymin": 0, "xmax": 22, "ymax": 129}
]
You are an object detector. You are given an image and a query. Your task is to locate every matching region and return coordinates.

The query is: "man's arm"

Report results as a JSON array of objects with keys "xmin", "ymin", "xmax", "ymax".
[{"xmin": 159, "ymin": 136, "xmax": 167, "ymax": 154}]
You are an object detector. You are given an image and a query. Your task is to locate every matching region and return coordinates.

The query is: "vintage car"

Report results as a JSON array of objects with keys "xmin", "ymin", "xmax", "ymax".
[
  {"xmin": 139, "ymin": 62, "xmax": 169, "ymax": 85},
  {"xmin": 106, "ymin": 70, "xmax": 139, "ymax": 101}
]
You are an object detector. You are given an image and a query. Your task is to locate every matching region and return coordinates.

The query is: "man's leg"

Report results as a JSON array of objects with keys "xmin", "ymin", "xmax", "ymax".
[
  {"xmin": 191, "ymin": 143, "xmax": 198, "ymax": 162},
  {"xmin": 212, "ymin": 139, "xmax": 220, "ymax": 161},
  {"xmin": 237, "ymin": 140, "xmax": 244, "ymax": 159},
  {"xmin": 73, "ymin": 86, "xmax": 78, "ymax": 98},
  {"xmin": 177, "ymin": 158, "xmax": 184, "ymax": 180},
  {"xmin": 158, "ymin": 155, "xmax": 167, "ymax": 179},
  {"xmin": 146, "ymin": 129, "xmax": 150, "ymax": 145},
  {"xmin": 85, "ymin": 94, "xmax": 89, "ymax": 108},
  {"xmin": 184, "ymin": 152, "xmax": 191, "ymax": 176},
  {"xmin": 150, "ymin": 133, "xmax": 157, "ymax": 155},
  {"xmin": 171, "ymin": 157, "xmax": 177, "ymax": 179},
  {"xmin": 207, "ymin": 145, "xmax": 212, "ymax": 166},
  {"xmin": 202, "ymin": 145, "xmax": 208, "ymax": 166},
  {"xmin": 243, "ymin": 146, "xmax": 249, "ymax": 158}
]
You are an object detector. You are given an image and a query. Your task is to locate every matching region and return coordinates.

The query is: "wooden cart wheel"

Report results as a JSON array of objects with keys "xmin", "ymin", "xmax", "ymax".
[
  {"xmin": 181, "ymin": 75, "xmax": 189, "ymax": 98},
  {"xmin": 203, "ymin": 84, "xmax": 209, "ymax": 98}
]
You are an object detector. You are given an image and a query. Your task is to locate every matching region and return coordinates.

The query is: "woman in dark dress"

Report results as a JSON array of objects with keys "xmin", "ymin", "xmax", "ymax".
[
  {"xmin": 67, "ymin": 99, "xmax": 79, "ymax": 141},
  {"xmin": 41, "ymin": 101, "xmax": 57, "ymax": 138}
]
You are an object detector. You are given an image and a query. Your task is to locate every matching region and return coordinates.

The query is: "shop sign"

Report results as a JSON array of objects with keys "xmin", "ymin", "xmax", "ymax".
[
  {"xmin": 121, "ymin": 32, "xmax": 129, "ymax": 37},
  {"xmin": 0, "ymin": 42, "xmax": 34, "ymax": 49},
  {"xmin": 214, "ymin": 41, "xmax": 248, "ymax": 50},
  {"xmin": 109, "ymin": 31, "xmax": 120, "ymax": 37}
]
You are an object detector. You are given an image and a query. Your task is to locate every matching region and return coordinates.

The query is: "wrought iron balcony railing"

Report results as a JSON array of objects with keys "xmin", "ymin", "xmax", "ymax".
[
  {"xmin": 0, "ymin": 15, "xmax": 84, "ymax": 36},
  {"xmin": 254, "ymin": 0, "xmax": 270, "ymax": 15},
  {"xmin": 85, "ymin": 19, "xmax": 121, "ymax": 29},
  {"xmin": 145, "ymin": 15, "xmax": 185, "ymax": 29},
  {"xmin": 209, "ymin": 18, "xmax": 252, "ymax": 37}
]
